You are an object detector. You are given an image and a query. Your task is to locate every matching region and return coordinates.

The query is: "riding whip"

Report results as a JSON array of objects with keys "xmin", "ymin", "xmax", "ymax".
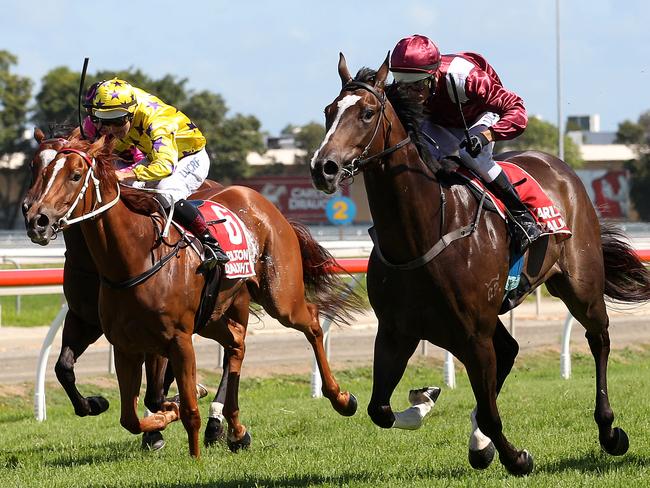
[
  {"xmin": 78, "ymin": 57, "xmax": 89, "ymax": 139},
  {"xmin": 448, "ymin": 74, "xmax": 472, "ymax": 148}
]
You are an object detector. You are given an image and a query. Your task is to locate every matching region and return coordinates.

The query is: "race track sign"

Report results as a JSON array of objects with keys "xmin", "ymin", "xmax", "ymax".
[{"xmin": 325, "ymin": 196, "xmax": 357, "ymax": 225}]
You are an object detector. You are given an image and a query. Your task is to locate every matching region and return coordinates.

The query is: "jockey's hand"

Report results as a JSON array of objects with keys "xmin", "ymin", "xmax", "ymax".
[
  {"xmin": 460, "ymin": 128, "xmax": 490, "ymax": 158},
  {"xmin": 115, "ymin": 169, "xmax": 136, "ymax": 183}
]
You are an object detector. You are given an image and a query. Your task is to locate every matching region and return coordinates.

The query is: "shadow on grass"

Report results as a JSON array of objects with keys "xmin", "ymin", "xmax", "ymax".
[
  {"xmin": 83, "ymin": 463, "xmax": 475, "ymax": 488},
  {"xmin": 539, "ymin": 450, "xmax": 650, "ymax": 474}
]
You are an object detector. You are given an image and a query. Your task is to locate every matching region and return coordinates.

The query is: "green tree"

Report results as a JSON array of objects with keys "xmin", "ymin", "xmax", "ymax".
[
  {"xmin": 294, "ymin": 122, "xmax": 325, "ymax": 162},
  {"xmin": 615, "ymin": 119, "xmax": 646, "ymax": 145},
  {"xmin": 32, "ymin": 66, "xmax": 78, "ymax": 130},
  {"xmin": 210, "ymin": 114, "xmax": 265, "ymax": 182},
  {"xmin": 494, "ymin": 117, "xmax": 583, "ymax": 168},
  {"xmin": 0, "ymin": 51, "xmax": 32, "ymax": 154}
]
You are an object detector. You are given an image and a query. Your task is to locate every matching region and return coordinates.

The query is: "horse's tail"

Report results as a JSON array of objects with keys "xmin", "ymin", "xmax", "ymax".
[
  {"xmin": 290, "ymin": 221, "xmax": 365, "ymax": 324},
  {"xmin": 601, "ymin": 222, "xmax": 650, "ymax": 302}
]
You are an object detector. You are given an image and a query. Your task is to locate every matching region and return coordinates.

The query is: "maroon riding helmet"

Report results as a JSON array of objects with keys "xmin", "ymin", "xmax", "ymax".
[{"xmin": 390, "ymin": 35, "xmax": 441, "ymax": 82}]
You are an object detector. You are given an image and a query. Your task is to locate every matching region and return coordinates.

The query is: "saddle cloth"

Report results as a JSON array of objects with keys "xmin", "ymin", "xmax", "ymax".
[
  {"xmin": 190, "ymin": 200, "xmax": 257, "ymax": 279},
  {"xmin": 460, "ymin": 161, "xmax": 572, "ymax": 237}
]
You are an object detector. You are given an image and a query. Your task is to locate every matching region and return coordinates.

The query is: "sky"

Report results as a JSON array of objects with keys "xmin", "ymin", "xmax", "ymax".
[{"xmin": 4, "ymin": 0, "xmax": 650, "ymax": 136}]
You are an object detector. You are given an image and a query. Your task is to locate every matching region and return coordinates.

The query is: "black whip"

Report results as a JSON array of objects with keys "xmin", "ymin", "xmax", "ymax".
[{"xmin": 78, "ymin": 57, "xmax": 89, "ymax": 139}]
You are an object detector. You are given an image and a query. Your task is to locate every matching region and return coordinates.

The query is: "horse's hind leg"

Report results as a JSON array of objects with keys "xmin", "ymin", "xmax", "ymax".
[
  {"xmin": 468, "ymin": 318, "xmax": 519, "ymax": 469},
  {"xmin": 367, "ymin": 319, "xmax": 422, "ymax": 428},
  {"xmin": 271, "ymin": 298, "xmax": 357, "ymax": 416},
  {"xmin": 547, "ymin": 273, "xmax": 629, "ymax": 456},
  {"xmin": 464, "ymin": 336, "xmax": 533, "ymax": 476},
  {"xmin": 55, "ymin": 311, "xmax": 107, "ymax": 416},
  {"xmin": 141, "ymin": 354, "xmax": 169, "ymax": 451}
]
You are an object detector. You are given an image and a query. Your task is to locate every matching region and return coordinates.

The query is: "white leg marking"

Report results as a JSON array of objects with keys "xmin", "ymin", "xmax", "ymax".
[
  {"xmin": 469, "ymin": 407, "xmax": 492, "ymax": 451},
  {"xmin": 393, "ymin": 392, "xmax": 437, "ymax": 430},
  {"xmin": 310, "ymin": 94, "xmax": 361, "ymax": 169}
]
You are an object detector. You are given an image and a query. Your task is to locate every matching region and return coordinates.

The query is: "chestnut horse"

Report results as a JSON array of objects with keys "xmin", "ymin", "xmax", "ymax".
[
  {"xmin": 25, "ymin": 134, "xmax": 361, "ymax": 458},
  {"xmin": 23, "ymin": 128, "xmax": 230, "ymax": 449},
  {"xmin": 310, "ymin": 54, "xmax": 650, "ymax": 475}
]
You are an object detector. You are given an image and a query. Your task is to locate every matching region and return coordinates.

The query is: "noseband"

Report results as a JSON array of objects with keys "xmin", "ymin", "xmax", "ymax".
[{"xmin": 340, "ymin": 81, "xmax": 411, "ymax": 179}]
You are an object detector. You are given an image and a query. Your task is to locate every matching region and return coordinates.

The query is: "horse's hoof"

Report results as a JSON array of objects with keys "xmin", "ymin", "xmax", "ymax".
[
  {"xmin": 339, "ymin": 392, "xmax": 358, "ymax": 417},
  {"xmin": 227, "ymin": 431, "xmax": 251, "ymax": 453},
  {"xmin": 408, "ymin": 386, "xmax": 441, "ymax": 405},
  {"xmin": 141, "ymin": 431, "xmax": 165, "ymax": 451},
  {"xmin": 204, "ymin": 416, "xmax": 226, "ymax": 447},
  {"xmin": 602, "ymin": 427, "xmax": 629, "ymax": 456},
  {"xmin": 87, "ymin": 396, "xmax": 109, "ymax": 416},
  {"xmin": 505, "ymin": 450, "xmax": 534, "ymax": 476},
  {"xmin": 468, "ymin": 441, "xmax": 495, "ymax": 470}
]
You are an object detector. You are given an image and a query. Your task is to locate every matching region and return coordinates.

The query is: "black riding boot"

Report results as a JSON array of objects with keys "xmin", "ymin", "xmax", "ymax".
[
  {"xmin": 173, "ymin": 200, "xmax": 230, "ymax": 272},
  {"xmin": 485, "ymin": 172, "xmax": 542, "ymax": 255}
]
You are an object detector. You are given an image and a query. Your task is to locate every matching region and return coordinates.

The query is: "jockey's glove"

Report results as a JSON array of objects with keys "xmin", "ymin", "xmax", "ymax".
[{"xmin": 460, "ymin": 128, "xmax": 490, "ymax": 158}]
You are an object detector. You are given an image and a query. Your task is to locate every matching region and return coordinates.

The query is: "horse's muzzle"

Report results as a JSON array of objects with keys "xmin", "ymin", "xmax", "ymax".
[
  {"xmin": 26, "ymin": 209, "xmax": 56, "ymax": 245},
  {"xmin": 310, "ymin": 157, "xmax": 341, "ymax": 194}
]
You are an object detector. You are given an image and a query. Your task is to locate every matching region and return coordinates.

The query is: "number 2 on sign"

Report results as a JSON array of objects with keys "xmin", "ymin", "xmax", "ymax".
[
  {"xmin": 210, "ymin": 205, "xmax": 243, "ymax": 245},
  {"xmin": 333, "ymin": 200, "xmax": 348, "ymax": 221}
]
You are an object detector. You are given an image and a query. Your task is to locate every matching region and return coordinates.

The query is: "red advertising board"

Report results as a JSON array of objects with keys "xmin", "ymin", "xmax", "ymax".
[
  {"xmin": 576, "ymin": 169, "xmax": 630, "ymax": 219},
  {"xmin": 233, "ymin": 176, "xmax": 350, "ymax": 223}
]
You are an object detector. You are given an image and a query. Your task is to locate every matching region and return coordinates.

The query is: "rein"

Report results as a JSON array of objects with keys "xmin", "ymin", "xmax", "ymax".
[
  {"xmin": 340, "ymin": 81, "xmax": 411, "ymax": 179},
  {"xmin": 51, "ymin": 147, "xmax": 185, "ymax": 289},
  {"xmin": 342, "ymin": 82, "xmax": 484, "ymax": 270},
  {"xmin": 52, "ymin": 148, "xmax": 121, "ymax": 232}
]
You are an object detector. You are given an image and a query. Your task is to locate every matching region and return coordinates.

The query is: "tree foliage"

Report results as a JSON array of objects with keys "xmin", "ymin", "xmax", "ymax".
[
  {"xmin": 494, "ymin": 117, "xmax": 583, "ymax": 168},
  {"xmin": 0, "ymin": 50, "xmax": 32, "ymax": 154}
]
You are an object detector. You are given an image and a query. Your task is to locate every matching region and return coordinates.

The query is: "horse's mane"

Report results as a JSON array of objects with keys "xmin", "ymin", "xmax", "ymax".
[
  {"xmin": 353, "ymin": 68, "xmax": 441, "ymax": 172},
  {"xmin": 65, "ymin": 132, "xmax": 161, "ymax": 215}
]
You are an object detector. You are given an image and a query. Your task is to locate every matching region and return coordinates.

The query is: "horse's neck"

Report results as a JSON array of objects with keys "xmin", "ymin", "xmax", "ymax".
[
  {"xmin": 364, "ymin": 142, "xmax": 442, "ymax": 262},
  {"xmin": 79, "ymin": 188, "xmax": 159, "ymax": 282}
]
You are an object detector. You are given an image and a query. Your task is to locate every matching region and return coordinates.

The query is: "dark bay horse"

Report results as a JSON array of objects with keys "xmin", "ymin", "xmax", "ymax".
[
  {"xmin": 25, "ymin": 134, "xmax": 361, "ymax": 458},
  {"xmin": 310, "ymin": 54, "xmax": 650, "ymax": 475},
  {"xmin": 24, "ymin": 129, "xmax": 228, "ymax": 449}
]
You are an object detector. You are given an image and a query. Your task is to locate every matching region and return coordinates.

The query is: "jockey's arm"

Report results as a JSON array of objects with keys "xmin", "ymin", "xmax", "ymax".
[
  {"xmin": 132, "ymin": 128, "xmax": 178, "ymax": 181},
  {"xmin": 467, "ymin": 71, "xmax": 528, "ymax": 141}
]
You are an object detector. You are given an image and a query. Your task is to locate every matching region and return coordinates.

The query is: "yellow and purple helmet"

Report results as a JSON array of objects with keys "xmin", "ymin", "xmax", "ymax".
[{"xmin": 87, "ymin": 78, "xmax": 137, "ymax": 120}]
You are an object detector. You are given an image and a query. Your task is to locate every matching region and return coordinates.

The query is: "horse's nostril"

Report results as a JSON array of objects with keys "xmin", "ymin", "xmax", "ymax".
[
  {"xmin": 323, "ymin": 159, "xmax": 340, "ymax": 177},
  {"xmin": 36, "ymin": 213, "xmax": 50, "ymax": 229}
]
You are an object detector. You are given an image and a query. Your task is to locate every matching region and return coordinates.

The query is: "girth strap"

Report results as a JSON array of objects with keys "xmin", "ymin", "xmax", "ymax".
[{"xmin": 369, "ymin": 191, "xmax": 487, "ymax": 271}]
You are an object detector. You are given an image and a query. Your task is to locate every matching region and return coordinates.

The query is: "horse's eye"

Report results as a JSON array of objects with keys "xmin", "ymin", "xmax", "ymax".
[
  {"xmin": 71, "ymin": 172, "xmax": 82, "ymax": 182},
  {"xmin": 362, "ymin": 109, "xmax": 375, "ymax": 122}
]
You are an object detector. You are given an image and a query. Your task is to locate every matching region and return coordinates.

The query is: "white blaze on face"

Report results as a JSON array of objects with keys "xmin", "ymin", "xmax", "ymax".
[
  {"xmin": 310, "ymin": 94, "xmax": 361, "ymax": 169},
  {"xmin": 43, "ymin": 155, "xmax": 67, "ymax": 198},
  {"xmin": 39, "ymin": 149, "xmax": 58, "ymax": 169}
]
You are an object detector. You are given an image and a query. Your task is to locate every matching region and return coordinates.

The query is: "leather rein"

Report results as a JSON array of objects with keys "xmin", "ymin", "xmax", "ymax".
[
  {"xmin": 51, "ymin": 147, "xmax": 187, "ymax": 289},
  {"xmin": 339, "ymin": 81, "xmax": 411, "ymax": 180},
  {"xmin": 340, "ymin": 81, "xmax": 485, "ymax": 270}
]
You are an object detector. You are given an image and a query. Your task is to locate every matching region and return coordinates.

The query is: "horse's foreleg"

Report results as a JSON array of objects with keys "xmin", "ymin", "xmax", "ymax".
[
  {"xmin": 468, "ymin": 319, "xmax": 519, "ymax": 469},
  {"xmin": 168, "ymin": 335, "xmax": 201, "ymax": 457},
  {"xmin": 141, "ymin": 354, "xmax": 169, "ymax": 451},
  {"xmin": 55, "ymin": 311, "xmax": 107, "ymax": 417},
  {"xmin": 204, "ymin": 351, "xmax": 229, "ymax": 447},
  {"xmin": 222, "ymin": 316, "xmax": 251, "ymax": 453},
  {"xmin": 367, "ymin": 321, "xmax": 421, "ymax": 429},
  {"xmin": 464, "ymin": 337, "xmax": 533, "ymax": 476}
]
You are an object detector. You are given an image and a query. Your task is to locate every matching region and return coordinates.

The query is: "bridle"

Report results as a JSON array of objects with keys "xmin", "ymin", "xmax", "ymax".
[
  {"xmin": 51, "ymin": 148, "xmax": 121, "ymax": 232},
  {"xmin": 340, "ymin": 81, "xmax": 411, "ymax": 180}
]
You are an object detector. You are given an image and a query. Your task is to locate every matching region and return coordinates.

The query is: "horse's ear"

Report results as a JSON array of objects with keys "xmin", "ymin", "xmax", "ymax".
[
  {"xmin": 88, "ymin": 135, "xmax": 107, "ymax": 157},
  {"xmin": 34, "ymin": 127, "xmax": 45, "ymax": 143},
  {"xmin": 338, "ymin": 52, "xmax": 352, "ymax": 87},
  {"xmin": 374, "ymin": 51, "xmax": 390, "ymax": 90}
]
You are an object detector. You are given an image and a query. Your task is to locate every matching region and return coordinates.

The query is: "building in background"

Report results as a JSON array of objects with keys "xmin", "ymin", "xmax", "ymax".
[{"xmin": 568, "ymin": 114, "xmax": 637, "ymax": 219}]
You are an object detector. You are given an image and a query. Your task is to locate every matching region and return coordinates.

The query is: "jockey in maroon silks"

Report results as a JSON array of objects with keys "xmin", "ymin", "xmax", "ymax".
[{"xmin": 389, "ymin": 34, "xmax": 541, "ymax": 254}]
